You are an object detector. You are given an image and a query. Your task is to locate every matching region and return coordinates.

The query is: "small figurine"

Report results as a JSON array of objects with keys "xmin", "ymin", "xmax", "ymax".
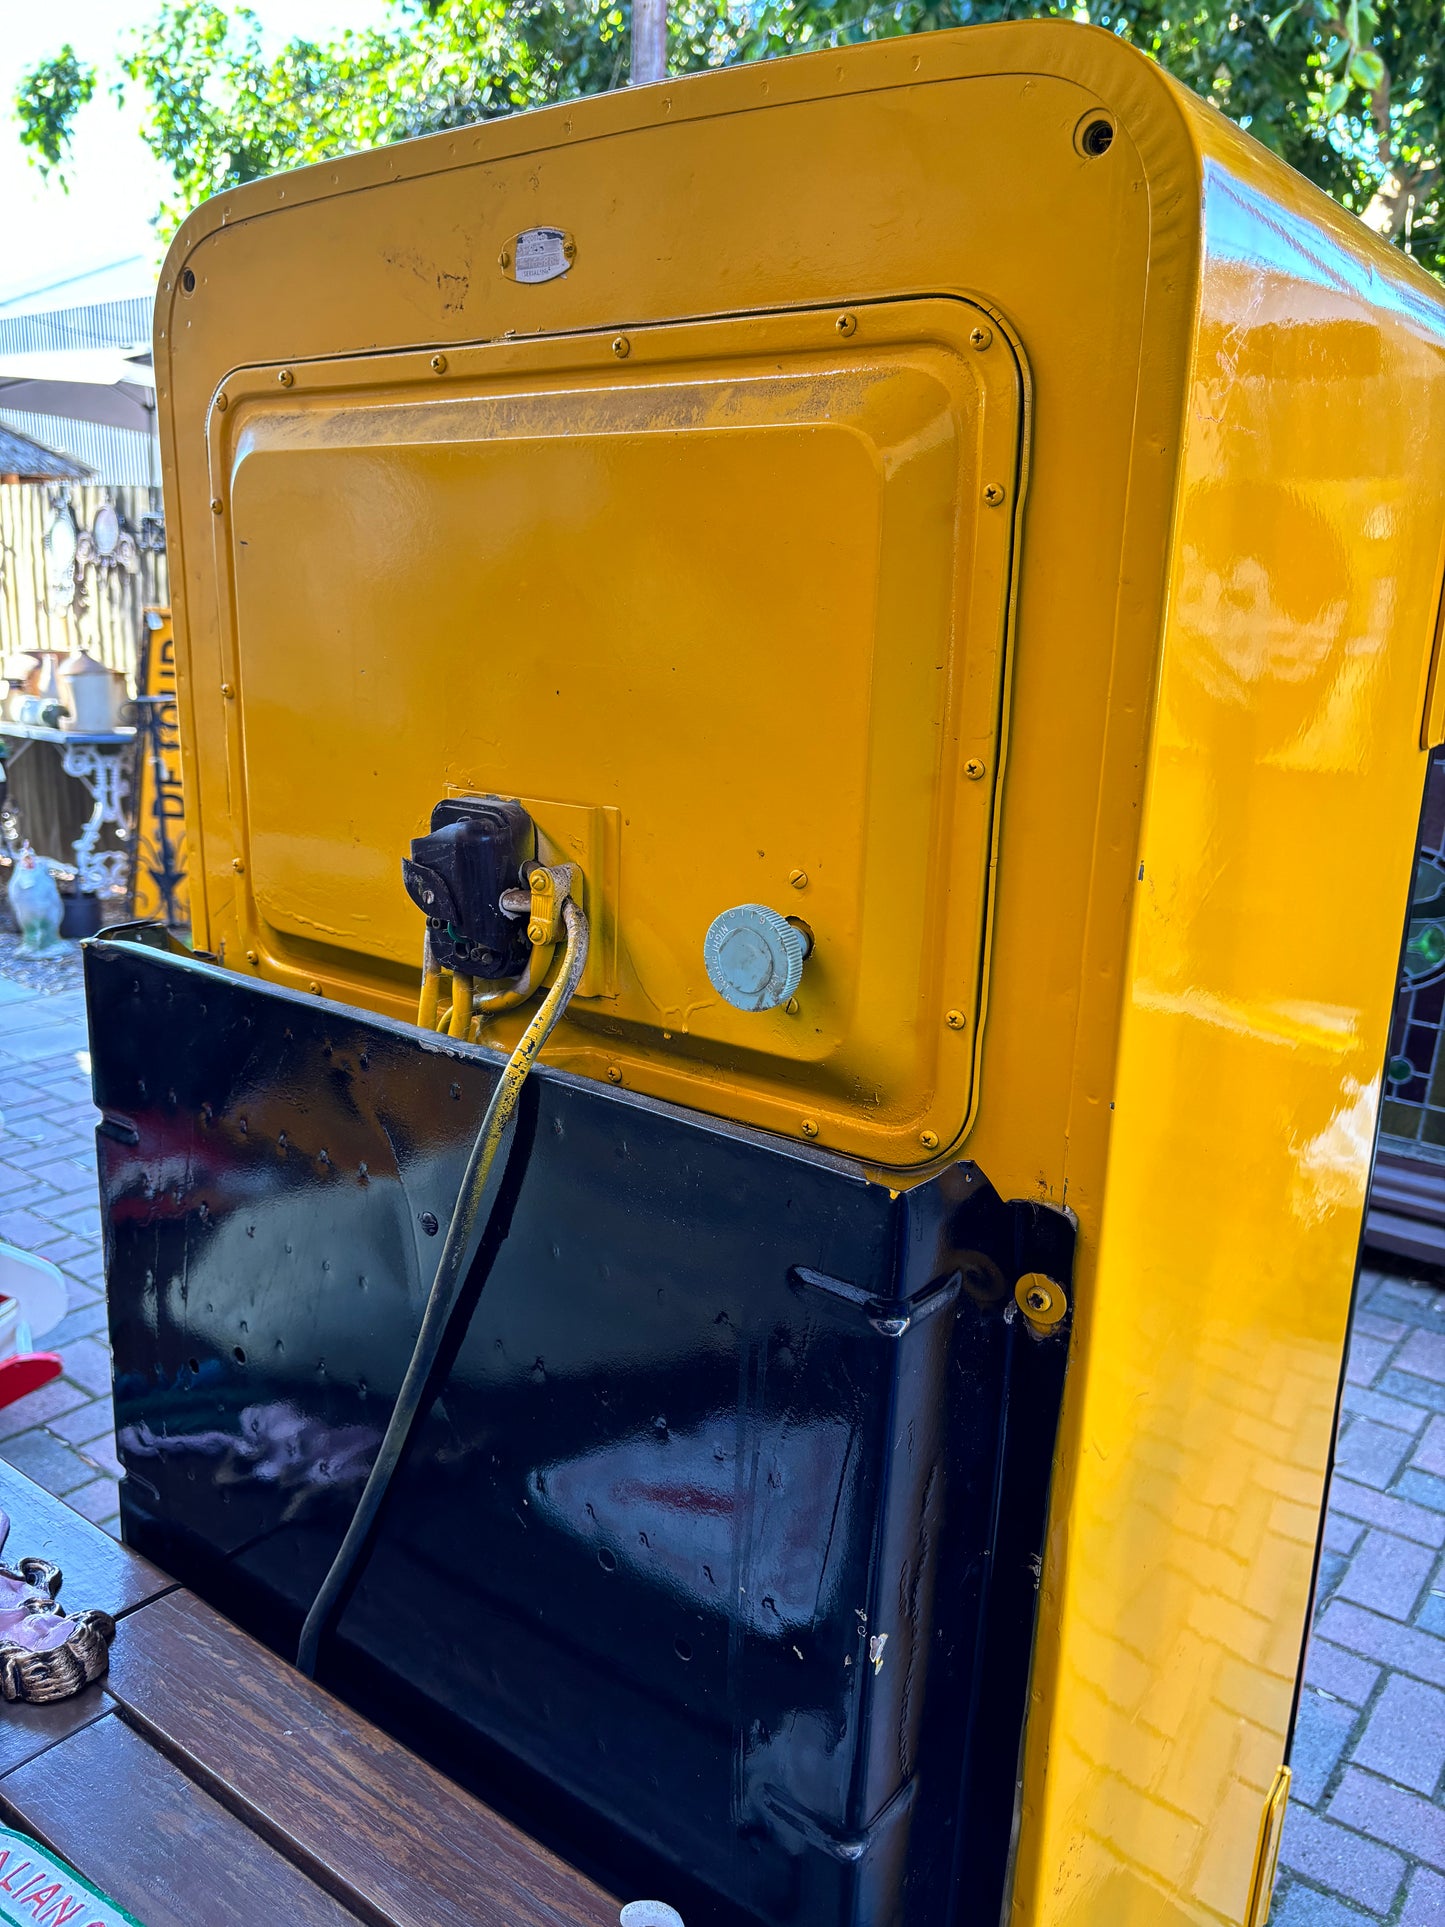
[
  {"xmin": 0, "ymin": 1510, "xmax": 114, "ymax": 1703},
  {"xmin": 7, "ymin": 846, "xmax": 63, "ymax": 955}
]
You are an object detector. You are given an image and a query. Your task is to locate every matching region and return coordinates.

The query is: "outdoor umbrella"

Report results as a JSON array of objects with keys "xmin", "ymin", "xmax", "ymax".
[{"xmin": 0, "ymin": 350, "xmax": 156, "ymax": 434}]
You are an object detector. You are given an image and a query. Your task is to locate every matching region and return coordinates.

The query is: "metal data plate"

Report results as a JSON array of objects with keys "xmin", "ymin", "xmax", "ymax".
[{"xmin": 206, "ymin": 298, "xmax": 1023, "ymax": 1167}]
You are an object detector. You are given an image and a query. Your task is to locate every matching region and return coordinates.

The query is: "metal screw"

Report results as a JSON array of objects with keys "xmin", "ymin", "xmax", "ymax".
[
  {"xmin": 231, "ymin": 857, "xmax": 245, "ymax": 873},
  {"xmin": 836, "ymin": 312, "xmax": 857, "ymax": 337},
  {"xmin": 983, "ymin": 483, "xmax": 1006, "ymax": 506},
  {"xmin": 499, "ymin": 244, "xmax": 512, "ymax": 269},
  {"xmin": 789, "ymin": 869, "xmax": 808, "ymax": 889},
  {"xmin": 562, "ymin": 236, "xmax": 577, "ymax": 260},
  {"xmin": 785, "ymin": 997, "xmax": 800, "ymax": 1015},
  {"xmin": 969, "ymin": 324, "xmax": 993, "ymax": 350},
  {"xmin": 606, "ymin": 1065, "xmax": 623, "ymax": 1083},
  {"xmin": 800, "ymin": 1119, "xmax": 819, "ymax": 1138},
  {"xmin": 1026, "ymin": 1286, "xmax": 1051, "ymax": 1313},
  {"xmin": 920, "ymin": 1130, "xmax": 939, "ymax": 1150},
  {"xmin": 528, "ymin": 921, "xmax": 547, "ymax": 944},
  {"xmin": 945, "ymin": 1008, "xmax": 966, "ymax": 1030},
  {"xmin": 215, "ymin": 392, "xmax": 228, "ymax": 411},
  {"xmin": 211, "ymin": 499, "xmax": 223, "ymax": 515},
  {"xmin": 309, "ymin": 981, "xmax": 322, "ymax": 995},
  {"xmin": 420, "ymin": 1212, "xmax": 440, "ymax": 1236},
  {"xmin": 430, "ymin": 353, "xmax": 448, "ymax": 373},
  {"xmin": 612, "ymin": 336, "xmax": 631, "ymax": 359},
  {"xmin": 965, "ymin": 758, "xmax": 986, "ymax": 780},
  {"xmin": 220, "ymin": 683, "xmax": 234, "ymax": 699},
  {"xmin": 278, "ymin": 368, "xmax": 295, "ymax": 387},
  {"xmin": 245, "ymin": 949, "xmax": 258, "ymax": 964}
]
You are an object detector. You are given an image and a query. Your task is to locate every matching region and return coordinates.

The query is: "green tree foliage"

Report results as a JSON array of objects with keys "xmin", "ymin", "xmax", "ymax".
[{"xmin": 13, "ymin": 0, "xmax": 1445, "ymax": 272}]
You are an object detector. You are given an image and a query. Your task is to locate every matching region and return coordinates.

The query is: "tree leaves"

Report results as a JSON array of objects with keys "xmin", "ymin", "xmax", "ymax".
[{"xmin": 12, "ymin": 0, "xmax": 1445, "ymax": 274}]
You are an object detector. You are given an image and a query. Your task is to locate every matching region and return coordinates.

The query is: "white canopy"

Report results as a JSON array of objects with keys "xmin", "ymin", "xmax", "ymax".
[{"xmin": 0, "ymin": 350, "xmax": 156, "ymax": 435}]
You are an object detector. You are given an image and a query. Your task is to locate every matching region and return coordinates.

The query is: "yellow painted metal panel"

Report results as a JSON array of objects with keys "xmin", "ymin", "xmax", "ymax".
[
  {"xmin": 150, "ymin": 22, "xmax": 1445, "ymax": 1927},
  {"xmin": 206, "ymin": 300, "xmax": 1021, "ymax": 1163}
]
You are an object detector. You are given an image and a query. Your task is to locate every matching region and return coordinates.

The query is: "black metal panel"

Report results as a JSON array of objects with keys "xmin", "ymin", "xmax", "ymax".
[{"xmin": 85, "ymin": 927, "xmax": 1072, "ymax": 1927}]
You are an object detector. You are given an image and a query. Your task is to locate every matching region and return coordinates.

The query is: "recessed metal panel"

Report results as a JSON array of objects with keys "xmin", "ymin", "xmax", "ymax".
[{"xmin": 211, "ymin": 298, "xmax": 1022, "ymax": 1165}]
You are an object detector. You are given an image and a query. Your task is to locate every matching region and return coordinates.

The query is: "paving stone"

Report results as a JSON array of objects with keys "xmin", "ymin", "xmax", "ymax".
[
  {"xmin": 1355, "ymin": 1311, "xmax": 1410, "ymax": 1343},
  {"xmin": 44, "ymin": 1398, "xmax": 114, "ymax": 1449},
  {"xmin": 1269, "ymin": 1880, "xmax": 1382, "ymax": 1927},
  {"xmin": 57, "ymin": 1336, "xmax": 112, "ymax": 1398},
  {"xmin": 47, "ymin": 1299, "xmax": 109, "ymax": 1347},
  {"xmin": 1352, "ymin": 1672, "xmax": 1445, "ymax": 1794},
  {"xmin": 1315, "ymin": 1601, "xmax": 1445, "ymax": 1687},
  {"xmin": 1397, "ymin": 1330, "xmax": 1445, "ymax": 1387},
  {"xmin": 1399, "ymin": 1864, "xmax": 1445, "ymax": 1927},
  {"xmin": 1278, "ymin": 1806, "xmax": 1406, "ymax": 1914},
  {"xmin": 1418, "ymin": 1588, "xmax": 1445, "ymax": 1639},
  {"xmin": 1413, "ymin": 1416, "xmax": 1445, "ymax": 1479},
  {"xmin": 1328, "ymin": 1478, "xmax": 1445, "ymax": 1547},
  {"xmin": 1346, "ymin": 1333, "xmax": 1399, "ymax": 1386},
  {"xmin": 1336, "ymin": 1420, "xmax": 1414, "ymax": 1490},
  {"xmin": 1329, "ymin": 1768, "xmax": 1445, "ymax": 1871},
  {"xmin": 0, "ymin": 1378, "xmax": 88, "ymax": 1439},
  {"xmin": 77, "ymin": 1436, "xmax": 123, "ymax": 1480},
  {"xmin": 1340, "ymin": 1384, "xmax": 1429, "ymax": 1434},
  {"xmin": 1288, "ymin": 1691, "xmax": 1360, "ymax": 1806},
  {"xmin": 0, "ymin": 1427, "xmax": 95, "ymax": 1498},
  {"xmin": 1323, "ymin": 1513, "xmax": 1364, "ymax": 1556},
  {"xmin": 0, "ymin": 1206, "xmax": 60, "ymax": 1249},
  {"xmin": 1395, "ymin": 1471, "xmax": 1445, "ymax": 1518},
  {"xmin": 1304, "ymin": 1640, "xmax": 1380, "ymax": 1707},
  {"xmin": 62, "ymin": 1476, "xmax": 120, "ymax": 1526},
  {"xmin": 1336, "ymin": 1530, "xmax": 1437, "ymax": 1621}
]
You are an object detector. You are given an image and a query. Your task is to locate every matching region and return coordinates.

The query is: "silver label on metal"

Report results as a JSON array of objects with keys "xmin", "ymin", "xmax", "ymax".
[{"xmin": 508, "ymin": 227, "xmax": 574, "ymax": 284}]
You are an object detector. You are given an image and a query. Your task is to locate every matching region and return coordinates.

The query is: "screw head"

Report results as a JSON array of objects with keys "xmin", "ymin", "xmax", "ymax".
[
  {"xmin": 245, "ymin": 949, "xmax": 258, "ymax": 964},
  {"xmin": 215, "ymin": 392, "xmax": 228, "ymax": 411},
  {"xmin": 1014, "ymin": 1272, "xmax": 1068, "ymax": 1327},
  {"xmin": 220, "ymin": 683, "xmax": 235, "ymax": 699},
  {"xmin": 606, "ymin": 1065, "xmax": 623, "ymax": 1083},
  {"xmin": 788, "ymin": 869, "xmax": 808, "ymax": 890},
  {"xmin": 499, "ymin": 244, "xmax": 512, "ymax": 268},
  {"xmin": 430, "ymin": 353, "xmax": 448, "ymax": 373},
  {"xmin": 278, "ymin": 368, "xmax": 295, "ymax": 387},
  {"xmin": 969, "ymin": 324, "xmax": 993, "ymax": 350},
  {"xmin": 420, "ymin": 1212, "xmax": 440, "ymax": 1236},
  {"xmin": 528, "ymin": 921, "xmax": 547, "ymax": 944},
  {"xmin": 309, "ymin": 980, "xmax": 322, "ymax": 995},
  {"xmin": 800, "ymin": 1118, "xmax": 819, "ymax": 1138},
  {"xmin": 785, "ymin": 996, "xmax": 800, "ymax": 1015},
  {"xmin": 231, "ymin": 857, "xmax": 245, "ymax": 873},
  {"xmin": 612, "ymin": 336, "xmax": 631, "ymax": 359},
  {"xmin": 920, "ymin": 1130, "xmax": 939, "ymax": 1150},
  {"xmin": 836, "ymin": 312, "xmax": 858, "ymax": 337},
  {"xmin": 965, "ymin": 758, "xmax": 987, "ymax": 780},
  {"xmin": 983, "ymin": 483, "xmax": 1006, "ymax": 506},
  {"xmin": 211, "ymin": 498, "xmax": 223, "ymax": 515}
]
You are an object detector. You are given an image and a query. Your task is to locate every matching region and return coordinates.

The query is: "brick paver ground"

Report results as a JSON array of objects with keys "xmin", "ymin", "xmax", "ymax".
[{"xmin": 0, "ymin": 946, "xmax": 1442, "ymax": 1917}]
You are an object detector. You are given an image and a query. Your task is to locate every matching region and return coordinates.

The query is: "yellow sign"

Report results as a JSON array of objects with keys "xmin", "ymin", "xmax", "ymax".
[{"xmin": 130, "ymin": 608, "xmax": 189, "ymax": 933}]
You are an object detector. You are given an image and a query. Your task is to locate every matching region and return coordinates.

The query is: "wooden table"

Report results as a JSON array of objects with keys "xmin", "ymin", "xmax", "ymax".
[{"xmin": 0, "ymin": 1462, "xmax": 618, "ymax": 1927}]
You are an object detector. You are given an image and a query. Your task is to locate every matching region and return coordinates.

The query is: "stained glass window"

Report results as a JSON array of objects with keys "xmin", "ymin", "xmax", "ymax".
[{"xmin": 1380, "ymin": 751, "xmax": 1445, "ymax": 1155}]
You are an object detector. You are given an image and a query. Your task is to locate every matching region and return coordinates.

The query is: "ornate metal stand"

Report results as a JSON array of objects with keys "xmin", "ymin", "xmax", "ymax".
[{"xmin": 59, "ymin": 737, "xmax": 132, "ymax": 896}]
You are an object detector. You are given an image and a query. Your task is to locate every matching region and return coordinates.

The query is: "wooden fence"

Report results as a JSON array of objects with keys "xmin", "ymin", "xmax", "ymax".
[{"xmin": 0, "ymin": 484, "xmax": 169, "ymax": 681}]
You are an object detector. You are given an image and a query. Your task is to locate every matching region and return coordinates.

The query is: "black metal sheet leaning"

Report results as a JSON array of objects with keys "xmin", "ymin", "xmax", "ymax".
[{"xmin": 84, "ymin": 925, "xmax": 1073, "ymax": 1927}]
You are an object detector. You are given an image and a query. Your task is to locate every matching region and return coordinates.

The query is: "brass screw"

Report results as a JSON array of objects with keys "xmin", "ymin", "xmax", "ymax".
[
  {"xmin": 965, "ymin": 758, "xmax": 986, "ymax": 780},
  {"xmin": 785, "ymin": 997, "xmax": 800, "ymax": 1016},
  {"xmin": 215, "ymin": 392, "xmax": 229, "ymax": 411},
  {"xmin": 210, "ymin": 498, "xmax": 223, "ymax": 515},
  {"xmin": 788, "ymin": 869, "xmax": 808, "ymax": 890},
  {"xmin": 920, "ymin": 1130, "xmax": 939, "ymax": 1150},
  {"xmin": 245, "ymin": 949, "xmax": 258, "ymax": 964},
  {"xmin": 612, "ymin": 336, "xmax": 631, "ymax": 359},
  {"xmin": 278, "ymin": 368, "xmax": 294, "ymax": 387},
  {"xmin": 562, "ymin": 236, "xmax": 577, "ymax": 260},
  {"xmin": 430, "ymin": 353, "xmax": 448, "ymax": 374},
  {"xmin": 499, "ymin": 244, "xmax": 512, "ymax": 269},
  {"xmin": 220, "ymin": 682, "xmax": 235, "ymax": 699},
  {"xmin": 800, "ymin": 1119, "xmax": 819, "ymax": 1138},
  {"xmin": 945, "ymin": 1009, "xmax": 965, "ymax": 1030},
  {"xmin": 606, "ymin": 1065, "xmax": 623, "ymax": 1083},
  {"xmin": 983, "ymin": 483, "xmax": 1006, "ymax": 507},
  {"xmin": 231, "ymin": 857, "xmax": 245, "ymax": 873},
  {"xmin": 836, "ymin": 312, "xmax": 857, "ymax": 337},
  {"xmin": 969, "ymin": 324, "xmax": 993, "ymax": 350},
  {"xmin": 309, "ymin": 980, "xmax": 322, "ymax": 995}
]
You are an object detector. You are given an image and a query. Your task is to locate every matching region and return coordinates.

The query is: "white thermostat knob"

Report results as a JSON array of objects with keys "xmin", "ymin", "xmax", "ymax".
[{"xmin": 704, "ymin": 905, "xmax": 807, "ymax": 1012}]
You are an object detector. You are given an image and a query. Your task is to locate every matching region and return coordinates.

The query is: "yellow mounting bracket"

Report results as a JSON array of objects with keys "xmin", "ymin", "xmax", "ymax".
[{"xmin": 523, "ymin": 862, "xmax": 578, "ymax": 948}]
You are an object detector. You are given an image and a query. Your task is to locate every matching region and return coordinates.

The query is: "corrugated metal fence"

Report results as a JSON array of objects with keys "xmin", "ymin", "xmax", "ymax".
[{"xmin": 0, "ymin": 485, "xmax": 167, "ymax": 679}]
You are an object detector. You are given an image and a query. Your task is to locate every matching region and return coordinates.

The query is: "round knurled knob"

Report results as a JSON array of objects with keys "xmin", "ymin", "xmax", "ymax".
[{"xmin": 704, "ymin": 905, "xmax": 807, "ymax": 1013}]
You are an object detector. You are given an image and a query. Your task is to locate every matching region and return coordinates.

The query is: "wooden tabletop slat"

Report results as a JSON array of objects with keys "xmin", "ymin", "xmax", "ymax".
[
  {"xmin": 0, "ymin": 1462, "xmax": 172, "ymax": 1621},
  {"xmin": 105, "ymin": 1590, "xmax": 619, "ymax": 1927},
  {"xmin": 0, "ymin": 1686, "xmax": 111, "ymax": 1778},
  {"xmin": 0, "ymin": 1712, "xmax": 362, "ymax": 1927}
]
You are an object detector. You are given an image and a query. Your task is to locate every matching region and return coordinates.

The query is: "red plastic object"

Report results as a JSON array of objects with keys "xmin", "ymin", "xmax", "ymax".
[{"xmin": 0, "ymin": 1353, "xmax": 62, "ymax": 1410}]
